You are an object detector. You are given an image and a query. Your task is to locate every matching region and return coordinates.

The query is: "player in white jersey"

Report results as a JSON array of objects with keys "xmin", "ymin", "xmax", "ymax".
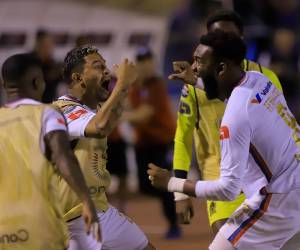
[
  {"xmin": 55, "ymin": 45, "xmax": 154, "ymax": 250},
  {"xmin": 147, "ymin": 31, "xmax": 300, "ymax": 249}
]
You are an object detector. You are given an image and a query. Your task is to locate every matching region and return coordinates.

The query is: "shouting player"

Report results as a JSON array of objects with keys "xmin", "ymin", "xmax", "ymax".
[
  {"xmin": 148, "ymin": 31, "xmax": 300, "ymax": 249},
  {"xmin": 0, "ymin": 53, "xmax": 100, "ymax": 250},
  {"xmin": 170, "ymin": 9, "xmax": 282, "ymax": 234},
  {"xmin": 54, "ymin": 45, "xmax": 155, "ymax": 250}
]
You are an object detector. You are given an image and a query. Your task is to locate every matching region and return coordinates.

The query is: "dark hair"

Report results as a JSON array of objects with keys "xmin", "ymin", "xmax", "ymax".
[
  {"xmin": 200, "ymin": 30, "xmax": 246, "ymax": 65},
  {"xmin": 2, "ymin": 53, "xmax": 40, "ymax": 87},
  {"xmin": 206, "ymin": 9, "xmax": 243, "ymax": 34},
  {"xmin": 63, "ymin": 45, "xmax": 98, "ymax": 83},
  {"xmin": 135, "ymin": 47, "xmax": 153, "ymax": 62}
]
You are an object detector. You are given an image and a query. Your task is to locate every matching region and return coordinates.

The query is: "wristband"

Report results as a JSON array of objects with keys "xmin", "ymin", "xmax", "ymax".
[
  {"xmin": 167, "ymin": 177, "xmax": 186, "ymax": 193},
  {"xmin": 174, "ymin": 192, "xmax": 189, "ymax": 201}
]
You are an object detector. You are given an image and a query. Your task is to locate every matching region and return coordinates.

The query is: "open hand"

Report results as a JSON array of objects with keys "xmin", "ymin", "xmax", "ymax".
[{"xmin": 114, "ymin": 59, "xmax": 137, "ymax": 89}]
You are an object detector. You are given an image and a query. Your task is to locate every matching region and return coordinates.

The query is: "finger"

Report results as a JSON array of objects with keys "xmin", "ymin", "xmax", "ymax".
[
  {"xmin": 148, "ymin": 163, "xmax": 160, "ymax": 170},
  {"xmin": 84, "ymin": 216, "xmax": 91, "ymax": 235},
  {"xmin": 168, "ymin": 73, "xmax": 185, "ymax": 81},
  {"xmin": 148, "ymin": 175, "xmax": 154, "ymax": 181},
  {"xmin": 91, "ymin": 222, "xmax": 101, "ymax": 242},
  {"xmin": 177, "ymin": 213, "xmax": 185, "ymax": 224},
  {"xmin": 147, "ymin": 169, "xmax": 156, "ymax": 176},
  {"xmin": 183, "ymin": 211, "xmax": 191, "ymax": 224}
]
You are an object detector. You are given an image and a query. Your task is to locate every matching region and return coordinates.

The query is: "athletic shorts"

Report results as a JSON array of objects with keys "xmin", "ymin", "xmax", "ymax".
[
  {"xmin": 67, "ymin": 206, "xmax": 148, "ymax": 250},
  {"xmin": 215, "ymin": 189, "xmax": 300, "ymax": 250},
  {"xmin": 206, "ymin": 193, "xmax": 245, "ymax": 226}
]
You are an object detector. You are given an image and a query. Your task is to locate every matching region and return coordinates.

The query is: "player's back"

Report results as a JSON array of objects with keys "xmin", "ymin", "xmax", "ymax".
[
  {"xmin": 0, "ymin": 104, "xmax": 67, "ymax": 250},
  {"xmin": 230, "ymin": 71, "xmax": 300, "ymax": 193}
]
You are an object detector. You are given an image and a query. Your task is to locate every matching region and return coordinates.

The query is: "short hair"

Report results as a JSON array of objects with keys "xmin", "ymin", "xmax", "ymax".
[
  {"xmin": 206, "ymin": 9, "xmax": 243, "ymax": 34},
  {"xmin": 63, "ymin": 45, "xmax": 98, "ymax": 83},
  {"xmin": 2, "ymin": 53, "xmax": 40, "ymax": 87},
  {"xmin": 199, "ymin": 30, "xmax": 246, "ymax": 65}
]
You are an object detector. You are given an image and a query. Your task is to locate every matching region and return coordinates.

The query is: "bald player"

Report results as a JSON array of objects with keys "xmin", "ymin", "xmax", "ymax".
[{"xmin": 0, "ymin": 53, "xmax": 100, "ymax": 250}]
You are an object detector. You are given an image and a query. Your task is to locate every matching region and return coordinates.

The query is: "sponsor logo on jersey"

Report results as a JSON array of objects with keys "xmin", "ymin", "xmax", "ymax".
[
  {"xmin": 67, "ymin": 109, "xmax": 88, "ymax": 121},
  {"xmin": 181, "ymin": 84, "xmax": 189, "ymax": 98},
  {"xmin": 251, "ymin": 81, "xmax": 272, "ymax": 104},
  {"xmin": 179, "ymin": 101, "xmax": 191, "ymax": 115},
  {"xmin": 0, "ymin": 229, "xmax": 29, "ymax": 244},
  {"xmin": 220, "ymin": 126, "xmax": 230, "ymax": 140}
]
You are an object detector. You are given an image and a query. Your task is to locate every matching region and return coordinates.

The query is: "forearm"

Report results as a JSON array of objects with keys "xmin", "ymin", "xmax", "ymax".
[
  {"xmin": 93, "ymin": 83, "xmax": 128, "ymax": 137},
  {"xmin": 168, "ymin": 177, "xmax": 241, "ymax": 201}
]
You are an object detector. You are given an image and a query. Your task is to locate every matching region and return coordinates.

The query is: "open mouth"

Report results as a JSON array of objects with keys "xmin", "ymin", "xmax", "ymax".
[{"xmin": 101, "ymin": 79, "xmax": 111, "ymax": 91}]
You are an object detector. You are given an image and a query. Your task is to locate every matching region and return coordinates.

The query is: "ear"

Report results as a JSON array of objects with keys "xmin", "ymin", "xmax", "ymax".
[
  {"xmin": 32, "ymin": 77, "xmax": 38, "ymax": 90},
  {"xmin": 216, "ymin": 62, "xmax": 227, "ymax": 76},
  {"xmin": 71, "ymin": 72, "xmax": 86, "ymax": 89}
]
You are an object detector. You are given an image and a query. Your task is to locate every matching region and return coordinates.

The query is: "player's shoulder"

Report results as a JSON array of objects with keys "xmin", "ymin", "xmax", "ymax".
[
  {"xmin": 235, "ymin": 71, "xmax": 274, "ymax": 106},
  {"xmin": 54, "ymin": 95, "xmax": 87, "ymax": 113}
]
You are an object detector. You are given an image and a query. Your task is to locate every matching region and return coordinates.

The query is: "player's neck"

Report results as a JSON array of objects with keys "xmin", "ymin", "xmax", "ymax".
[
  {"xmin": 6, "ymin": 89, "xmax": 39, "ymax": 103},
  {"xmin": 224, "ymin": 70, "xmax": 245, "ymax": 98}
]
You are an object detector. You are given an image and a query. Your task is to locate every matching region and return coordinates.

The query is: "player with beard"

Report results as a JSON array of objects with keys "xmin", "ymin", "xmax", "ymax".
[
  {"xmin": 54, "ymin": 45, "xmax": 155, "ymax": 250},
  {"xmin": 148, "ymin": 31, "xmax": 300, "ymax": 250},
  {"xmin": 170, "ymin": 9, "xmax": 283, "ymax": 235}
]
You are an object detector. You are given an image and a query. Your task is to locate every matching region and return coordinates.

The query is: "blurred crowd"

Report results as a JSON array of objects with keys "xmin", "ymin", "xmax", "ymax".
[{"xmin": 165, "ymin": 0, "xmax": 300, "ymax": 120}]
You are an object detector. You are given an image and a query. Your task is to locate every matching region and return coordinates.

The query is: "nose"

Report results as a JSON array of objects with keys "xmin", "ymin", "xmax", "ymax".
[
  {"xmin": 192, "ymin": 62, "xmax": 197, "ymax": 73},
  {"xmin": 104, "ymin": 68, "xmax": 111, "ymax": 77}
]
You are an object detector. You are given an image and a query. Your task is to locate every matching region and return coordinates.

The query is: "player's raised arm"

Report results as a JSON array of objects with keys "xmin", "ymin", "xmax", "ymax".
[
  {"xmin": 84, "ymin": 59, "xmax": 137, "ymax": 138},
  {"xmin": 44, "ymin": 129, "xmax": 101, "ymax": 242}
]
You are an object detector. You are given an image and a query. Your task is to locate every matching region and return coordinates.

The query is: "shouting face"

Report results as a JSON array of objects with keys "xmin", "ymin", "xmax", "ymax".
[{"xmin": 81, "ymin": 53, "xmax": 111, "ymax": 103}]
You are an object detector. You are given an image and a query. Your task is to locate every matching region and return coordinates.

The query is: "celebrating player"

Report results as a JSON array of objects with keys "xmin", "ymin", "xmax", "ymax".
[
  {"xmin": 170, "ymin": 9, "xmax": 283, "ymax": 235},
  {"xmin": 54, "ymin": 45, "xmax": 155, "ymax": 250},
  {"xmin": 148, "ymin": 31, "xmax": 300, "ymax": 249},
  {"xmin": 0, "ymin": 53, "xmax": 100, "ymax": 250}
]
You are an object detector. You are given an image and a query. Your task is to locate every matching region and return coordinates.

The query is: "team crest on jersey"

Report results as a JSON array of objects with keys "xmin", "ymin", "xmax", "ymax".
[
  {"xmin": 179, "ymin": 101, "xmax": 191, "ymax": 115},
  {"xmin": 181, "ymin": 84, "xmax": 190, "ymax": 98},
  {"xmin": 251, "ymin": 81, "xmax": 272, "ymax": 104}
]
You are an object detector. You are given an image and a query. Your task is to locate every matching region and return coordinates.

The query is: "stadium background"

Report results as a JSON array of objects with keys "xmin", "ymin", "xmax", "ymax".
[{"xmin": 0, "ymin": 0, "xmax": 299, "ymax": 249}]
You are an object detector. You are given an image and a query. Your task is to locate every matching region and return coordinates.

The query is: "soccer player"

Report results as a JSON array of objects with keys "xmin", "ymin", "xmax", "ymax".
[
  {"xmin": 54, "ymin": 45, "xmax": 155, "ymax": 250},
  {"xmin": 0, "ymin": 53, "xmax": 100, "ymax": 250},
  {"xmin": 148, "ymin": 31, "xmax": 300, "ymax": 249},
  {"xmin": 170, "ymin": 9, "xmax": 283, "ymax": 234}
]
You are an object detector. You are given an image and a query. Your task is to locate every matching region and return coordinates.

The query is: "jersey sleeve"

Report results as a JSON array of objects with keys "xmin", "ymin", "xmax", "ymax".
[
  {"xmin": 62, "ymin": 105, "xmax": 95, "ymax": 138},
  {"xmin": 41, "ymin": 107, "xmax": 68, "ymax": 154},
  {"xmin": 261, "ymin": 66, "xmax": 283, "ymax": 92},
  {"xmin": 173, "ymin": 85, "xmax": 197, "ymax": 174},
  {"xmin": 195, "ymin": 88, "xmax": 252, "ymax": 201}
]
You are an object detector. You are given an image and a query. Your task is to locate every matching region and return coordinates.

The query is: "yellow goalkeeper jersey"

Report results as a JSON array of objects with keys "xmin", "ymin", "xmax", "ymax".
[
  {"xmin": 0, "ymin": 104, "xmax": 68, "ymax": 250},
  {"xmin": 54, "ymin": 98, "xmax": 110, "ymax": 222},
  {"xmin": 173, "ymin": 60, "xmax": 282, "ymax": 180}
]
